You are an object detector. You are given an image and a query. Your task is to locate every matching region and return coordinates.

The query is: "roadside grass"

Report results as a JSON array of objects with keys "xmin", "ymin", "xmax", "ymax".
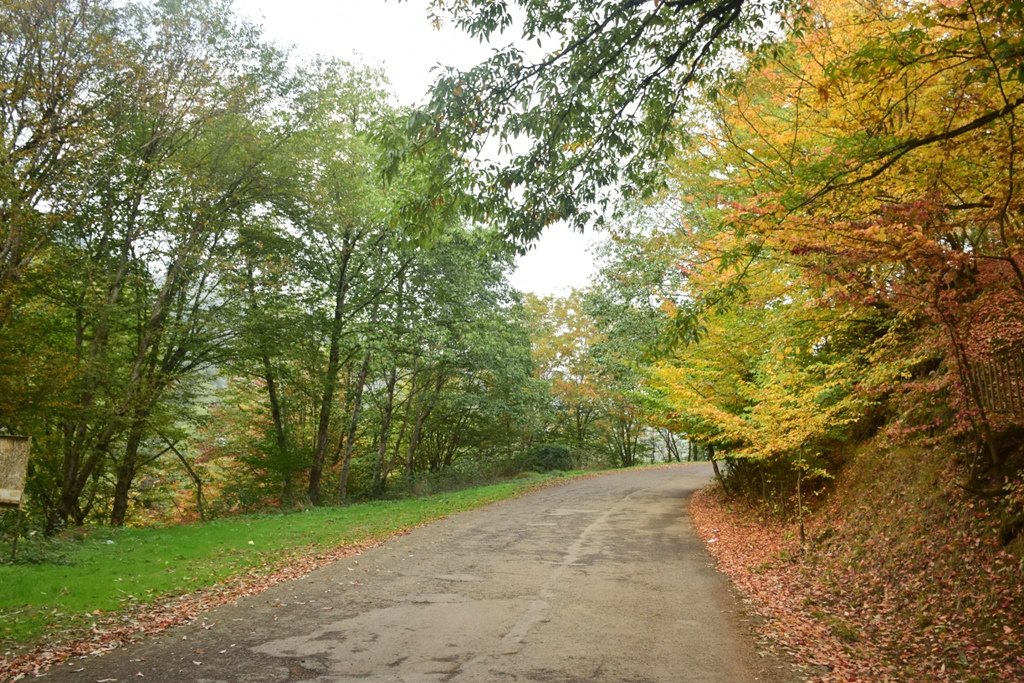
[{"xmin": 0, "ymin": 471, "xmax": 577, "ymax": 652}]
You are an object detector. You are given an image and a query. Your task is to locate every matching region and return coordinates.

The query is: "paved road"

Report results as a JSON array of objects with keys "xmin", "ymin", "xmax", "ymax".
[{"xmin": 45, "ymin": 464, "xmax": 796, "ymax": 682}]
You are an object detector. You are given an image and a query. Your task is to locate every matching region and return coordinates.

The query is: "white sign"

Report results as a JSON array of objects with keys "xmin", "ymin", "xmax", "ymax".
[{"xmin": 0, "ymin": 436, "xmax": 31, "ymax": 507}]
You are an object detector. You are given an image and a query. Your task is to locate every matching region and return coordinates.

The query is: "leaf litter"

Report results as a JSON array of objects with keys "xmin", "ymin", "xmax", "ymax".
[{"xmin": 690, "ymin": 481, "xmax": 1024, "ymax": 682}]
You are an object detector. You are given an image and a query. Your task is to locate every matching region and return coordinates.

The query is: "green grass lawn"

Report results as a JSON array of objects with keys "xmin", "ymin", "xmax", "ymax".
[{"xmin": 0, "ymin": 473, "xmax": 574, "ymax": 651}]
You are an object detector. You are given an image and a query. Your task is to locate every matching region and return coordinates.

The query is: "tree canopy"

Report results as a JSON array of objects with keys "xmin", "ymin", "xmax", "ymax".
[
  {"xmin": 0, "ymin": 0, "xmax": 571, "ymax": 530},
  {"xmin": 389, "ymin": 0, "xmax": 795, "ymax": 244},
  {"xmin": 2, "ymin": 0, "xmax": 1023, "ymax": 548}
]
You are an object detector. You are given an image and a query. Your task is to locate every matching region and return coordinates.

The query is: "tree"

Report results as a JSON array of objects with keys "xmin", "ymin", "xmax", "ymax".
[
  {"xmin": 384, "ymin": 225, "xmax": 535, "ymax": 482},
  {"xmin": 71, "ymin": 0, "xmax": 285, "ymax": 527},
  {"xmin": 670, "ymin": 0, "xmax": 1024, "ymax": 475},
  {"xmin": 389, "ymin": 0, "xmax": 794, "ymax": 243},
  {"xmin": 0, "ymin": 0, "xmax": 118, "ymax": 329},
  {"xmin": 524, "ymin": 291, "xmax": 604, "ymax": 455},
  {"xmin": 521, "ymin": 227, "xmax": 683, "ymax": 469},
  {"xmin": 2, "ymin": 0, "xmax": 293, "ymax": 529},
  {"xmin": 222, "ymin": 60, "xmax": 404, "ymax": 505}
]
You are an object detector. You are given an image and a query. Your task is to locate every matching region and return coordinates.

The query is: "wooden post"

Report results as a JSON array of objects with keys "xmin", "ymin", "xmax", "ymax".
[{"xmin": 10, "ymin": 506, "xmax": 23, "ymax": 562}]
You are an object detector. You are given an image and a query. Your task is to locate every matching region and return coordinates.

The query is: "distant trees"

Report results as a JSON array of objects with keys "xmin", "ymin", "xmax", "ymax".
[{"xmin": 521, "ymin": 227, "xmax": 691, "ymax": 468}]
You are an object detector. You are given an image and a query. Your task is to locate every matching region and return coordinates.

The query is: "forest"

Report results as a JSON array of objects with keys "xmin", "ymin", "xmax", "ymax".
[
  {"xmin": 2, "ymin": 0, "xmax": 1023, "ymax": 678},
  {"xmin": 404, "ymin": 0, "xmax": 1024, "ymax": 526},
  {"xmin": 0, "ymin": 0, "xmax": 694, "ymax": 535}
]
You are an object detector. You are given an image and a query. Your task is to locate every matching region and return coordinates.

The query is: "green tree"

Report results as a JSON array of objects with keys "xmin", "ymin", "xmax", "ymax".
[
  {"xmin": 0, "ymin": 0, "xmax": 118, "ymax": 329},
  {"xmin": 4, "ymin": 0, "xmax": 290, "ymax": 529},
  {"xmin": 390, "ymin": 0, "xmax": 793, "ymax": 242}
]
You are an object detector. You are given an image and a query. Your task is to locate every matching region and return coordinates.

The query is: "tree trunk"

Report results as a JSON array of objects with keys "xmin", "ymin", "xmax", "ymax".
[
  {"xmin": 162, "ymin": 436, "xmax": 207, "ymax": 521},
  {"xmin": 372, "ymin": 365, "xmax": 398, "ymax": 497},
  {"xmin": 708, "ymin": 444, "xmax": 731, "ymax": 495},
  {"xmin": 246, "ymin": 263, "xmax": 290, "ymax": 475},
  {"xmin": 405, "ymin": 371, "xmax": 445, "ymax": 478},
  {"xmin": 309, "ymin": 243, "xmax": 354, "ymax": 504},
  {"xmin": 441, "ymin": 420, "xmax": 465, "ymax": 470},
  {"xmin": 264, "ymin": 360, "xmax": 287, "ymax": 456},
  {"xmin": 796, "ymin": 465, "xmax": 805, "ymax": 546},
  {"xmin": 394, "ymin": 355, "xmax": 421, "ymax": 475},
  {"xmin": 934, "ymin": 288, "xmax": 1002, "ymax": 469},
  {"xmin": 661, "ymin": 430, "xmax": 681, "ymax": 462},
  {"xmin": 50, "ymin": 424, "xmax": 114, "ymax": 532},
  {"xmin": 338, "ymin": 350, "xmax": 372, "ymax": 503},
  {"xmin": 110, "ymin": 421, "xmax": 145, "ymax": 526},
  {"xmin": 615, "ymin": 417, "xmax": 639, "ymax": 467}
]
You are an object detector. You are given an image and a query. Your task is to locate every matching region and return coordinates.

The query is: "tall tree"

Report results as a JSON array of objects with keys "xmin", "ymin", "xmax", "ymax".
[
  {"xmin": 668, "ymin": 0, "xmax": 1024, "ymax": 472},
  {"xmin": 0, "ymin": 0, "xmax": 117, "ymax": 329},
  {"xmin": 5, "ymin": 0, "xmax": 290, "ymax": 528}
]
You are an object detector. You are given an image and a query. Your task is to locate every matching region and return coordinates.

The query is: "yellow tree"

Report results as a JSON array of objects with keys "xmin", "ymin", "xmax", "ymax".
[
  {"xmin": 668, "ymin": 0, "xmax": 1024, "ymax": 476},
  {"xmin": 650, "ymin": 235, "xmax": 877, "ymax": 504},
  {"xmin": 524, "ymin": 291, "xmax": 606, "ymax": 457}
]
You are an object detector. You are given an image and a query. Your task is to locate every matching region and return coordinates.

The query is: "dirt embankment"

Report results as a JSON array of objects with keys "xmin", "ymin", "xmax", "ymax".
[{"xmin": 690, "ymin": 444, "xmax": 1024, "ymax": 682}]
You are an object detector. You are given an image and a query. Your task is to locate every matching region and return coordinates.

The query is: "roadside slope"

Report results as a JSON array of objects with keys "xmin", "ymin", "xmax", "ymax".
[{"xmin": 691, "ymin": 445, "xmax": 1024, "ymax": 682}]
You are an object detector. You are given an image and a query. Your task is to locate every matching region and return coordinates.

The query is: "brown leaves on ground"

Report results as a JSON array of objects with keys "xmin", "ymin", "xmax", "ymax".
[
  {"xmin": 0, "ymin": 537, "xmax": 390, "ymax": 682},
  {"xmin": 691, "ymin": 489, "xmax": 896, "ymax": 682},
  {"xmin": 690, "ymin": 462, "xmax": 1024, "ymax": 682}
]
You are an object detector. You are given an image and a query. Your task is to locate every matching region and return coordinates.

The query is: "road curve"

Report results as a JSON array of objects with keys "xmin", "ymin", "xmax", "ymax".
[{"xmin": 45, "ymin": 464, "xmax": 796, "ymax": 682}]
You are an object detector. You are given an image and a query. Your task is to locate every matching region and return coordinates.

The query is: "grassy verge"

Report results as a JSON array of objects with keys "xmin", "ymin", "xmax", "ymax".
[{"xmin": 0, "ymin": 471, "xmax": 579, "ymax": 652}]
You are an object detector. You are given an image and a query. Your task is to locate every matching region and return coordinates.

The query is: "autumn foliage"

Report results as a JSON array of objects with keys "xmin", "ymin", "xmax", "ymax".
[
  {"xmin": 640, "ymin": 0, "xmax": 1024, "ymax": 505},
  {"xmin": 593, "ymin": 2, "xmax": 1024, "ymax": 674}
]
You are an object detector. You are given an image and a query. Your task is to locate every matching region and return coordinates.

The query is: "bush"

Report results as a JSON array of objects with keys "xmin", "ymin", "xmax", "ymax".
[{"xmin": 521, "ymin": 443, "xmax": 574, "ymax": 472}]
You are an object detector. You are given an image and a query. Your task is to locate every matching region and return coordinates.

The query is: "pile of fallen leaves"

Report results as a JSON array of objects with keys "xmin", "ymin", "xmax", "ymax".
[
  {"xmin": 690, "ymin": 446, "xmax": 1024, "ymax": 682},
  {"xmin": 690, "ymin": 490, "xmax": 893, "ymax": 682}
]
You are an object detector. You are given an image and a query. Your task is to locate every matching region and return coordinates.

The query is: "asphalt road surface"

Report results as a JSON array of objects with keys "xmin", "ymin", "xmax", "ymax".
[{"xmin": 44, "ymin": 464, "xmax": 797, "ymax": 682}]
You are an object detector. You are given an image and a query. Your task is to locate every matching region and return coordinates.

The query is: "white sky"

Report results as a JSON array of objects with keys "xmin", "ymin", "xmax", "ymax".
[{"xmin": 231, "ymin": 0, "xmax": 602, "ymax": 298}]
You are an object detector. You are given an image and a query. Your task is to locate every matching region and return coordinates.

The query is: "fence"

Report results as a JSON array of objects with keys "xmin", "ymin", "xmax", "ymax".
[{"xmin": 967, "ymin": 354, "xmax": 1024, "ymax": 425}]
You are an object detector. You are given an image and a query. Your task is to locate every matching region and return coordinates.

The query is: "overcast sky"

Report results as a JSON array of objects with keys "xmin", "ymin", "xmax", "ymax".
[{"xmin": 230, "ymin": 0, "xmax": 603, "ymax": 297}]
